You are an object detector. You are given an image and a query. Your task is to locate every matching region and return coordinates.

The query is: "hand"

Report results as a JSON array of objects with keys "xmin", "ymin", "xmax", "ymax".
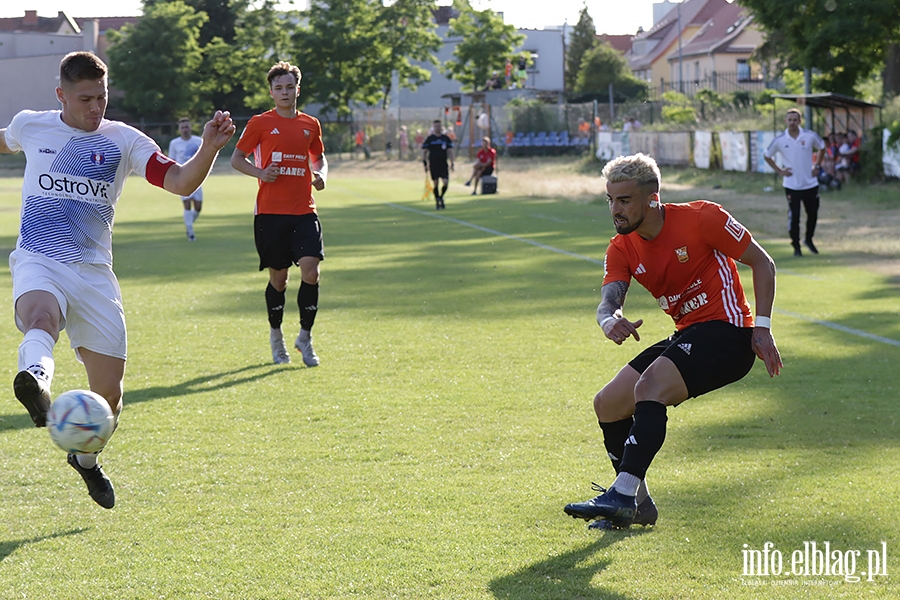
[
  {"xmin": 312, "ymin": 172, "xmax": 325, "ymax": 191},
  {"xmin": 602, "ymin": 316, "xmax": 643, "ymax": 345},
  {"xmin": 202, "ymin": 110, "xmax": 235, "ymax": 151},
  {"xmin": 261, "ymin": 162, "xmax": 280, "ymax": 183},
  {"xmin": 780, "ymin": 167, "xmax": 793, "ymax": 177},
  {"xmin": 751, "ymin": 327, "xmax": 782, "ymax": 377}
]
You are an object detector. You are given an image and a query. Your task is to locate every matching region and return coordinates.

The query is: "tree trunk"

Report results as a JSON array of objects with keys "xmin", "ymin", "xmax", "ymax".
[{"xmin": 883, "ymin": 43, "xmax": 900, "ymax": 100}]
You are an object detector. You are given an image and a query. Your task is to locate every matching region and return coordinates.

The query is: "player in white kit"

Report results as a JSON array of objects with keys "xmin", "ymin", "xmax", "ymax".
[
  {"xmin": 0, "ymin": 51, "xmax": 235, "ymax": 508},
  {"xmin": 168, "ymin": 118, "xmax": 204, "ymax": 240}
]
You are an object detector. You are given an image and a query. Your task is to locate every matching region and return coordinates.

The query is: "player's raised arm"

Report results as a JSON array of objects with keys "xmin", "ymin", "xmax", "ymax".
[
  {"xmin": 738, "ymin": 239, "xmax": 782, "ymax": 377},
  {"xmin": 163, "ymin": 110, "xmax": 235, "ymax": 196},
  {"xmin": 596, "ymin": 280, "xmax": 643, "ymax": 345}
]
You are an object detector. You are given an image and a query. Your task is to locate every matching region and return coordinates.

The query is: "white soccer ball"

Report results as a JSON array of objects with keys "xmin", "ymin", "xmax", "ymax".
[{"xmin": 46, "ymin": 390, "xmax": 116, "ymax": 454}]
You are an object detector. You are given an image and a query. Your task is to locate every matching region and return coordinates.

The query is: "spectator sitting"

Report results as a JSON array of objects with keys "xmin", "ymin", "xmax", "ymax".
[
  {"xmin": 464, "ymin": 137, "xmax": 496, "ymax": 195},
  {"xmin": 817, "ymin": 136, "xmax": 839, "ymax": 190}
]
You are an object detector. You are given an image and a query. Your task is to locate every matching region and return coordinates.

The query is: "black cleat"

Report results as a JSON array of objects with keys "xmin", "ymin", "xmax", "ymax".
[
  {"xmin": 804, "ymin": 238, "xmax": 819, "ymax": 254},
  {"xmin": 13, "ymin": 370, "xmax": 52, "ymax": 427},
  {"xmin": 588, "ymin": 495, "xmax": 658, "ymax": 530},
  {"xmin": 564, "ymin": 483, "xmax": 637, "ymax": 528},
  {"xmin": 792, "ymin": 243, "xmax": 802, "ymax": 257},
  {"xmin": 67, "ymin": 453, "xmax": 115, "ymax": 509}
]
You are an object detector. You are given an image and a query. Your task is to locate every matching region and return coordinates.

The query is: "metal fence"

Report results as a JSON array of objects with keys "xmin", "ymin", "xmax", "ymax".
[{"xmin": 651, "ymin": 71, "xmax": 772, "ymax": 99}]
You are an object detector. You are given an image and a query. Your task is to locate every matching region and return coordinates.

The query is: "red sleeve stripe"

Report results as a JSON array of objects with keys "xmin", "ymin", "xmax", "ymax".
[{"xmin": 146, "ymin": 151, "xmax": 177, "ymax": 189}]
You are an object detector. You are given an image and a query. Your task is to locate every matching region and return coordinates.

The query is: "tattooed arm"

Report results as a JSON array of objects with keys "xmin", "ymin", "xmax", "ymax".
[{"xmin": 596, "ymin": 280, "xmax": 644, "ymax": 345}]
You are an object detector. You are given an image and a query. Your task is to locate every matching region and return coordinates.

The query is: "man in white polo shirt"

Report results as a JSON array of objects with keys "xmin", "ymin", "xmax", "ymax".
[{"xmin": 764, "ymin": 108, "xmax": 826, "ymax": 257}]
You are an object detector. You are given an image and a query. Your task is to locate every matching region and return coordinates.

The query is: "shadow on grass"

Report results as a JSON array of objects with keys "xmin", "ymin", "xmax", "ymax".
[
  {"xmin": 0, "ymin": 363, "xmax": 284, "ymax": 434},
  {"xmin": 0, "ymin": 528, "xmax": 88, "ymax": 563},
  {"xmin": 489, "ymin": 532, "xmax": 650, "ymax": 600}
]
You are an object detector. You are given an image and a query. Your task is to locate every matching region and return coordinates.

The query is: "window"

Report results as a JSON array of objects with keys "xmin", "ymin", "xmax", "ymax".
[{"xmin": 737, "ymin": 59, "xmax": 751, "ymax": 82}]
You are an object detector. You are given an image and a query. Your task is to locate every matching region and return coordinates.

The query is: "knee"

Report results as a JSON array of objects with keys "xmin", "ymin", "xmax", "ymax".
[{"xmin": 594, "ymin": 387, "xmax": 633, "ymax": 422}]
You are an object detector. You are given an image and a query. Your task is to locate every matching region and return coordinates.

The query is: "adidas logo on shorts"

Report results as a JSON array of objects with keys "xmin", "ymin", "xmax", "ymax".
[{"xmin": 678, "ymin": 343, "xmax": 692, "ymax": 355}]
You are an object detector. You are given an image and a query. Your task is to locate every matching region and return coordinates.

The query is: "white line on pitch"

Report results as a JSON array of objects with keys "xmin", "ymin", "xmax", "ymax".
[{"xmin": 377, "ymin": 199, "xmax": 899, "ymax": 348}]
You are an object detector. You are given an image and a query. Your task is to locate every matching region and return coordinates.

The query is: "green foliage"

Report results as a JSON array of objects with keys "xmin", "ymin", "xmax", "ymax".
[
  {"xmin": 564, "ymin": 5, "xmax": 597, "ymax": 93},
  {"xmin": 660, "ymin": 91, "xmax": 696, "ymax": 125},
  {"xmin": 743, "ymin": 0, "xmax": 900, "ymax": 94},
  {"xmin": 369, "ymin": 0, "xmax": 442, "ymax": 108},
  {"xmin": 572, "ymin": 42, "xmax": 648, "ymax": 101},
  {"xmin": 107, "ymin": 1, "xmax": 207, "ymax": 121},
  {"xmin": 755, "ymin": 88, "xmax": 779, "ymax": 106},
  {"xmin": 506, "ymin": 98, "xmax": 563, "ymax": 133},
  {"xmin": 230, "ymin": 0, "xmax": 296, "ymax": 112},
  {"xmin": 443, "ymin": 0, "xmax": 525, "ymax": 92}
]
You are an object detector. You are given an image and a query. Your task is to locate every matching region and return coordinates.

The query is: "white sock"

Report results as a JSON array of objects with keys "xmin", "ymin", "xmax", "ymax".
[
  {"xmin": 191, "ymin": 209, "xmax": 199, "ymax": 223},
  {"xmin": 76, "ymin": 453, "xmax": 98, "ymax": 469},
  {"xmin": 18, "ymin": 329, "xmax": 56, "ymax": 384},
  {"xmin": 612, "ymin": 472, "xmax": 641, "ymax": 497},
  {"xmin": 183, "ymin": 209, "xmax": 193, "ymax": 227}
]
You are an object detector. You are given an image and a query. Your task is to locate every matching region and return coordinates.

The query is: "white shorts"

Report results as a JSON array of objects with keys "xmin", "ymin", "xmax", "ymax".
[
  {"xmin": 9, "ymin": 249, "xmax": 127, "ymax": 360},
  {"xmin": 181, "ymin": 186, "xmax": 203, "ymax": 202}
]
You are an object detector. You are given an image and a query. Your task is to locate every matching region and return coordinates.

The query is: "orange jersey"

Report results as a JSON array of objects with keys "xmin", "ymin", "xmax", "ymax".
[
  {"xmin": 603, "ymin": 201, "xmax": 753, "ymax": 330},
  {"xmin": 235, "ymin": 110, "xmax": 324, "ymax": 215}
]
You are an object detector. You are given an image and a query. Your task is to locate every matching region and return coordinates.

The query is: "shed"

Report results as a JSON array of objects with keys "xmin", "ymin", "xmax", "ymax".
[{"xmin": 772, "ymin": 93, "xmax": 882, "ymax": 137}]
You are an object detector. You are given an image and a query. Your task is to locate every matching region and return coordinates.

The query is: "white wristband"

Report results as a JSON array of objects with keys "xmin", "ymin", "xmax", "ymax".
[
  {"xmin": 755, "ymin": 316, "xmax": 771, "ymax": 329},
  {"xmin": 600, "ymin": 316, "xmax": 616, "ymax": 329}
]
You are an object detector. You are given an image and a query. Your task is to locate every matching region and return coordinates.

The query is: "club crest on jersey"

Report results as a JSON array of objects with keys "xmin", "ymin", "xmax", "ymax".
[
  {"xmin": 90, "ymin": 151, "xmax": 106, "ymax": 165},
  {"xmin": 303, "ymin": 129, "xmax": 311, "ymax": 138},
  {"xmin": 675, "ymin": 246, "xmax": 689, "ymax": 263}
]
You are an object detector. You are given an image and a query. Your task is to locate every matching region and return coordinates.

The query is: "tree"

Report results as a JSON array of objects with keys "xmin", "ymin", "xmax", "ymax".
[
  {"xmin": 107, "ymin": 1, "xmax": 207, "ymax": 120},
  {"xmin": 370, "ymin": 0, "xmax": 442, "ymax": 109},
  {"xmin": 742, "ymin": 0, "xmax": 900, "ymax": 95},
  {"xmin": 292, "ymin": 0, "xmax": 383, "ymax": 120},
  {"xmin": 573, "ymin": 42, "xmax": 648, "ymax": 102},
  {"xmin": 565, "ymin": 4, "xmax": 597, "ymax": 94},
  {"xmin": 443, "ymin": 0, "xmax": 525, "ymax": 93}
]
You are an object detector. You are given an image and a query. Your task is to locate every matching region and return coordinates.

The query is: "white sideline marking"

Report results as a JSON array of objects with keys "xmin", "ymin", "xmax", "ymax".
[
  {"xmin": 379, "ymin": 199, "xmax": 900, "ymax": 349},
  {"xmin": 774, "ymin": 309, "xmax": 900, "ymax": 348},
  {"xmin": 385, "ymin": 202, "xmax": 604, "ymax": 265}
]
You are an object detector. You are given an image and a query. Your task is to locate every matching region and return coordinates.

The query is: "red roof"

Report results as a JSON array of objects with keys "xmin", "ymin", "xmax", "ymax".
[{"xmin": 598, "ymin": 34, "xmax": 633, "ymax": 55}]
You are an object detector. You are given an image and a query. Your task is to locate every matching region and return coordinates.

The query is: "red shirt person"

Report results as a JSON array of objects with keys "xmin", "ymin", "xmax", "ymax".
[{"xmin": 465, "ymin": 137, "xmax": 497, "ymax": 194}]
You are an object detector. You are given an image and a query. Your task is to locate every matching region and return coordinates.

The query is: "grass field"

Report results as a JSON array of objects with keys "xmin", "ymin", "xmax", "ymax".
[{"xmin": 0, "ymin": 161, "xmax": 898, "ymax": 599}]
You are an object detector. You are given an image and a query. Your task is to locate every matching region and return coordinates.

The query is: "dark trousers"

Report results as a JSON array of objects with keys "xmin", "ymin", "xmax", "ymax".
[{"xmin": 785, "ymin": 186, "xmax": 819, "ymax": 245}]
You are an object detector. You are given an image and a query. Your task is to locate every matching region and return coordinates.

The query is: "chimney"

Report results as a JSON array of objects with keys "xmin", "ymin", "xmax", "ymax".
[{"xmin": 24, "ymin": 10, "xmax": 39, "ymax": 25}]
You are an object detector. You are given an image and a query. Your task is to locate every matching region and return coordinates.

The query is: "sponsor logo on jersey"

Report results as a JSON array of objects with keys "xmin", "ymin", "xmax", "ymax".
[
  {"xmin": 38, "ymin": 148, "xmax": 57, "ymax": 155},
  {"xmin": 278, "ymin": 166, "xmax": 307, "ymax": 177},
  {"xmin": 272, "ymin": 152, "xmax": 283, "ymax": 162},
  {"xmin": 675, "ymin": 246, "xmax": 689, "ymax": 263},
  {"xmin": 678, "ymin": 292, "xmax": 709, "ymax": 316},
  {"xmin": 657, "ymin": 295, "xmax": 669, "ymax": 310},
  {"xmin": 38, "ymin": 173, "xmax": 110, "ymax": 200},
  {"xmin": 270, "ymin": 128, "xmax": 281, "ymax": 134},
  {"xmin": 634, "ymin": 263, "xmax": 646, "ymax": 275}
]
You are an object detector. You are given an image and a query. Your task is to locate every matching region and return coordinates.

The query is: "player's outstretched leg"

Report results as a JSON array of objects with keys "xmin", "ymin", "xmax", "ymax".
[{"xmin": 67, "ymin": 453, "xmax": 115, "ymax": 509}]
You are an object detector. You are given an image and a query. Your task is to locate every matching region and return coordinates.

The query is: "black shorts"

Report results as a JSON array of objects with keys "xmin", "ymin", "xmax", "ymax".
[
  {"xmin": 628, "ymin": 321, "xmax": 755, "ymax": 398},
  {"xmin": 254, "ymin": 213, "xmax": 324, "ymax": 271},
  {"xmin": 429, "ymin": 161, "xmax": 449, "ymax": 181},
  {"xmin": 481, "ymin": 165, "xmax": 494, "ymax": 176}
]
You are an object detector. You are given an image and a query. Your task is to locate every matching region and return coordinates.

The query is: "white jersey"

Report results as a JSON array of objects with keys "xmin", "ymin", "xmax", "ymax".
[
  {"xmin": 4, "ymin": 110, "xmax": 160, "ymax": 266},
  {"xmin": 167, "ymin": 135, "xmax": 202, "ymax": 163},
  {"xmin": 764, "ymin": 127, "xmax": 824, "ymax": 191}
]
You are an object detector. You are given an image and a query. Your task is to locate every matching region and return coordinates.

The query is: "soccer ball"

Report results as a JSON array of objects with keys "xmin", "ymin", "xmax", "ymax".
[{"xmin": 46, "ymin": 390, "xmax": 116, "ymax": 454}]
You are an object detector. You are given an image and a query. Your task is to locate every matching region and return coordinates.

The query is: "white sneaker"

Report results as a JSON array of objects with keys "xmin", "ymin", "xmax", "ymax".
[
  {"xmin": 294, "ymin": 329, "xmax": 319, "ymax": 367},
  {"xmin": 270, "ymin": 328, "xmax": 291, "ymax": 364}
]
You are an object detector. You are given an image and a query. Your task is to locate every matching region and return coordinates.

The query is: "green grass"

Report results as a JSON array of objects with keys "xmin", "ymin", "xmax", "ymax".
[{"xmin": 0, "ymin": 171, "xmax": 897, "ymax": 599}]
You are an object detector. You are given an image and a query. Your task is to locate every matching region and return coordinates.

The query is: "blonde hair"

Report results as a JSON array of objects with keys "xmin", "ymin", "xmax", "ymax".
[{"xmin": 601, "ymin": 153, "xmax": 661, "ymax": 192}]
